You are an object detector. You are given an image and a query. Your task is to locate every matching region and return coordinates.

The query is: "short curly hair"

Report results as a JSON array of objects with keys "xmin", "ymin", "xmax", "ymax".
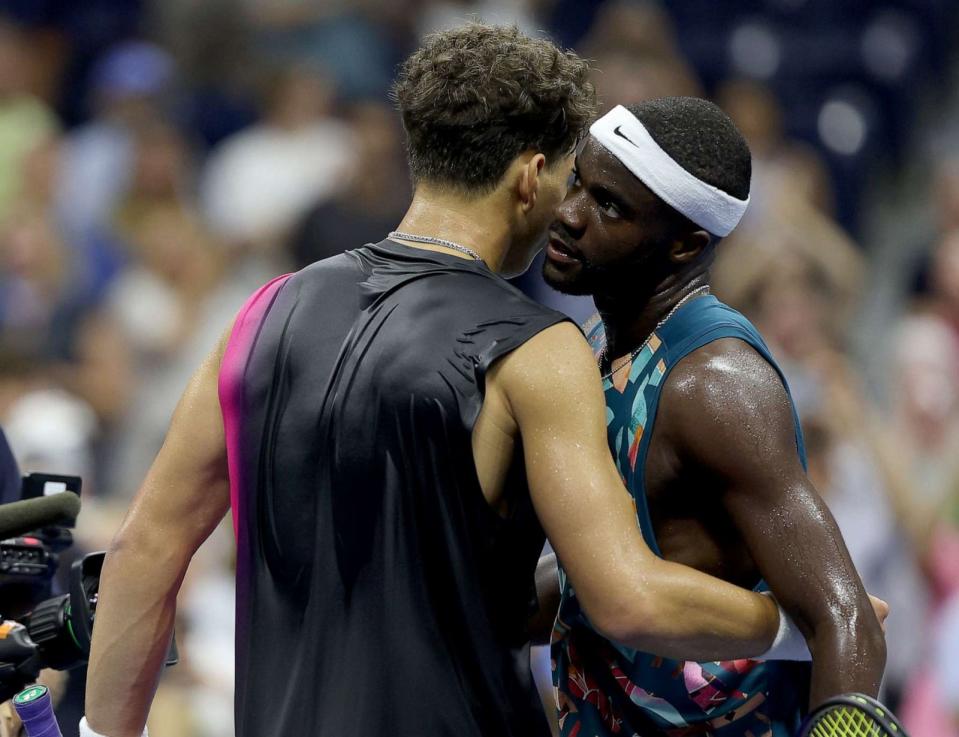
[
  {"xmin": 391, "ymin": 24, "xmax": 596, "ymax": 194},
  {"xmin": 627, "ymin": 97, "xmax": 752, "ymax": 201}
]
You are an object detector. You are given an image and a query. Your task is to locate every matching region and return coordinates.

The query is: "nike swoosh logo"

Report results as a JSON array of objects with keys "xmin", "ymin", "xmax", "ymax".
[{"xmin": 613, "ymin": 125, "xmax": 640, "ymax": 147}]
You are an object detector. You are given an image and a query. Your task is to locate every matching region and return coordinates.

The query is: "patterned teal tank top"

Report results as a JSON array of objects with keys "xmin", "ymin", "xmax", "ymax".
[{"xmin": 551, "ymin": 295, "xmax": 809, "ymax": 737}]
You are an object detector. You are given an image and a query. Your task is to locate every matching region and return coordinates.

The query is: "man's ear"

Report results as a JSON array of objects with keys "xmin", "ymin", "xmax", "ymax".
[
  {"xmin": 670, "ymin": 230, "xmax": 711, "ymax": 264},
  {"xmin": 518, "ymin": 153, "xmax": 546, "ymax": 213}
]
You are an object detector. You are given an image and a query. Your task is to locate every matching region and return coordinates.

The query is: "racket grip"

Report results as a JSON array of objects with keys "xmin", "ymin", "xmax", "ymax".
[{"xmin": 13, "ymin": 684, "xmax": 63, "ymax": 737}]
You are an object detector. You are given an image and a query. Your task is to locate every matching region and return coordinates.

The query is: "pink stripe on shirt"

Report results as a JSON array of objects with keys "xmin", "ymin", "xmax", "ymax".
[{"xmin": 218, "ymin": 274, "xmax": 292, "ymax": 541}]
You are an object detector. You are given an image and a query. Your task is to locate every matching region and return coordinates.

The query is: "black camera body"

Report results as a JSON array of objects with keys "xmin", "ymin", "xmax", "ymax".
[
  {"xmin": 0, "ymin": 537, "xmax": 55, "ymax": 580},
  {"xmin": 0, "ymin": 472, "xmax": 88, "ymax": 701},
  {"xmin": 0, "ymin": 473, "xmax": 82, "ymax": 620},
  {"xmin": 0, "ymin": 471, "xmax": 177, "ymax": 701},
  {"xmin": 0, "ymin": 551, "xmax": 104, "ymax": 702}
]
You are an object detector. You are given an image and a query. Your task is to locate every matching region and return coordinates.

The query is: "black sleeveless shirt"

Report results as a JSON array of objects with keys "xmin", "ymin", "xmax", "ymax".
[{"xmin": 219, "ymin": 240, "xmax": 569, "ymax": 736}]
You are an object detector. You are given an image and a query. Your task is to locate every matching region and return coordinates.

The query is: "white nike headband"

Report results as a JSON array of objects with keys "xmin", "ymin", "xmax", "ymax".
[{"xmin": 589, "ymin": 105, "xmax": 750, "ymax": 237}]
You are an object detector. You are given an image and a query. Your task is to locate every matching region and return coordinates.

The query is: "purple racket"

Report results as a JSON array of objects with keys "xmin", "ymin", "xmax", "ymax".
[{"xmin": 13, "ymin": 684, "xmax": 63, "ymax": 737}]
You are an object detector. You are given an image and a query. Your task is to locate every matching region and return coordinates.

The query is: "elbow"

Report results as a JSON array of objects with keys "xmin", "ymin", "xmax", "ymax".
[
  {"xmin": 844, "ymin": 606, "xmax": 888, "ymax": 686},
  {"xmin": 106, "ymin": 519, "xmax": 188, "ymax": 575},
  {"xmin": 586, "ymin": 598, "xmax": 656, "ymax": 648},
  {"xmin": 854, "ymin": 608, "xmax": 887, "ymax": 669},
  {"xmin": 107, "ymin": 521, "xmax": 155, "ymax": 560},
  {"xmin": 810, "ymin": 603, "xmax": 887, "ymax": 671}
]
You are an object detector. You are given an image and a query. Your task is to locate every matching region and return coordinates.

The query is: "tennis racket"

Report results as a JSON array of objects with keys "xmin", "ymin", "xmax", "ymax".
[
  {"xmin": 13, "ymin": 684, "xmax": 63, "ymax": 737},
  {"xmin": 798, "ymin": 693, "xmax": 908, "ymax": 737}
]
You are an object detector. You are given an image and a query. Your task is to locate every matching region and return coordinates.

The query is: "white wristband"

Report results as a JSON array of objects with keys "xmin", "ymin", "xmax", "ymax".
[
  {"xmin": 79, "ymin": 717, "xmax": 148, "ymax": 737},
  {"xmin": 758, "ymin": 592, "xmax": 812, "ymax": 661}
]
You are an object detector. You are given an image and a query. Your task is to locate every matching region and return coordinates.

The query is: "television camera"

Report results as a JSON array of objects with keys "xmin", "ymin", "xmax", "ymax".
[{"xmin": 0, "ymin": 473, "xmax": 176, "ymax": 703}]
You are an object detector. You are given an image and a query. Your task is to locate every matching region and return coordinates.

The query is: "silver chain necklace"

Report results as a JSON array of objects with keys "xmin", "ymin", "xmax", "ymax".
[
  {"xmin": 388, "ymin": 231, "xmax": 484, "ymax": 262},
  {"xmin": 600, "ymin": 285, "xmax": 711, "ymax": 380}
]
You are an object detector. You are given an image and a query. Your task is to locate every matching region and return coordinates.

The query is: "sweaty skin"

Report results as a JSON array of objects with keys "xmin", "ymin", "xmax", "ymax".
[
  {"xmin": 85, "ymin": 298, "xmax": 784, "ymax": 737},
  {"xmin": 649, "ymin": 338, "xmax": 885, "ymax": 703},
  {"xmin": 86, "ymin": 331, "xmax": 232, "ymax": 737},
  {"xmin": 541, "ymin": 135, "xmax": 886, "ymax": 707},
  {"xmin": 477, "ymin": 321, "xmax": 782, "ymax": 658},
  {"xmin": 85, "ymin": 151, "xmax": 785, "ymax": 735}
]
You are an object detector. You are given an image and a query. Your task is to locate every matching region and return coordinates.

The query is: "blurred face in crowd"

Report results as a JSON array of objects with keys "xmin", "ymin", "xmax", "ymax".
[
  {"xmin": 268, "ymin": 65, "xmax": 334, "ymax": 129},
  {"xmin": 716, "ymin": 79, "xmax": 784, "ymax": 155},
  {"xmin": 0, "ymin": 205, "xmax": 66, "ymax": 292},
  {"xmin": 543, "ymin": 137, "xmax": 691, "ymax": 297},
  {"xmin": 131, "ymin": 123, "xmax": 190, "ymax": 199},
  {"xmin": 0, "ymin": 21, "xmax": 30, "ymax": 99},
  {"xmin": 894, "ymin": 315, "xmax": 959, "ymax": 445},
  {"xmin": 752, "ymin": 255, "xmax": 833, "ymax": 358}
]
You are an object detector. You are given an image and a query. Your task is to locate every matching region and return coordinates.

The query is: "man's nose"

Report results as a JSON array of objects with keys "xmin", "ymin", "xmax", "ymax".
[{"xmin": 556, "ymin": 190, "xmax": 587, "ymax": 237}]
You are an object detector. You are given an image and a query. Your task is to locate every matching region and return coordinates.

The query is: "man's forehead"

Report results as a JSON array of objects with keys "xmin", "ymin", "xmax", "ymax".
[{"xmin": 578, "ymin": 136, "xmax": 658, "ymax": 207}]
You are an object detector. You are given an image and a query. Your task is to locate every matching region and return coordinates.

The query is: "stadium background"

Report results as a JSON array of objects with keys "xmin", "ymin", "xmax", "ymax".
[{"xmin": 0, "ymin": 0, "xmax": 958, "ymax": 735}]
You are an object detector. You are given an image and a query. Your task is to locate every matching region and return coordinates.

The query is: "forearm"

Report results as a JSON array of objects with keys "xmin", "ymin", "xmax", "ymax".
[
  {"xmin": 85, "ymin": 535, "xmax": 187, "ymax": 737},
  {"xmin": 600, "ymin": 557, "xmax": 779, "ymax": 661},
  {"xmin": 805, "ymin": 608, "xmax": 886, "ymax": 706}
]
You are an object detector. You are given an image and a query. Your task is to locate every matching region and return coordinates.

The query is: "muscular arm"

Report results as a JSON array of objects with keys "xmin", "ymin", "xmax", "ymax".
[
  {"xmin": 659, "ymin": 339, "xmax": 886, "ymax": 705},
  {"xmin": 496, "ymin": 323, "xmax": 780, "ymax": 660},
  {"xmin": 85, "ymin": 333, "xmax": 232, "ymax": 737}
]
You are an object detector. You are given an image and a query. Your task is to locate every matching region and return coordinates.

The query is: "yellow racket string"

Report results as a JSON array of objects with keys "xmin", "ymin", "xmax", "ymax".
[{"xmin": 809, "ymin": 704, "xmax": 893, "ymax": 737}]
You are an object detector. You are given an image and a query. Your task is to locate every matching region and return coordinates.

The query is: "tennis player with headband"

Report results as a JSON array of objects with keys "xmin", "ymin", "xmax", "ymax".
[
  {"xmin": 78, "ymin": 28, "xmax": 885, "ymax": 737},
  {"xmin": 78, "ymin": 28, "xmax": 835, "ymax": 737},
  {"xmin": 539, "ymin": 98, "xmax": 888, "ymax": 737}
]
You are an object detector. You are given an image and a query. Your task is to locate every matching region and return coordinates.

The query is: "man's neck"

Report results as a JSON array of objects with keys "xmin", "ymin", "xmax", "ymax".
[
  {"xmin": 596, "ymin": 268, "xmax": 711, "ymax": 359},
  {"xmin": 393, "ymin": 185, "xmax": 512, "ymax": 271}
]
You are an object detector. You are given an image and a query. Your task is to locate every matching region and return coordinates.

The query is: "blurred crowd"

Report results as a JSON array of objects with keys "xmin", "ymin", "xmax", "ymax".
[{"xmin": 0, "ymin": 0, "xmax": 957, "ymax": 735}]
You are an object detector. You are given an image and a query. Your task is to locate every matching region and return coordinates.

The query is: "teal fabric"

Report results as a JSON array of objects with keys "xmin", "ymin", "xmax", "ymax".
[{"xmin": 552, "ymin": 296, "xmax": 808, "ymax": 737}]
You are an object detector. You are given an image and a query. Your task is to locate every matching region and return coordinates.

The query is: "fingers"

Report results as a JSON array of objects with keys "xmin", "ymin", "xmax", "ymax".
[{"xmin": 868, "ymin": 595, "xmax": 890, "ymax": 632}]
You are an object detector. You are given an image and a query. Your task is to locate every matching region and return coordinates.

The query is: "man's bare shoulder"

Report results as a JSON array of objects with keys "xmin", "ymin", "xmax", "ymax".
[
  {"xmin": 492, "ymin": 321, "xmax": 593, "ymax": 382},
  {"xmin": 663, "ymin": 337, "xmax": 788, "ymax": 412},
  {"xmin": 658, "ymin": 338, "xmax": 796, "ymax": 464},
  {"xmin": 488, "ymin": 320, "xmax": 603, "ymax": 419}
]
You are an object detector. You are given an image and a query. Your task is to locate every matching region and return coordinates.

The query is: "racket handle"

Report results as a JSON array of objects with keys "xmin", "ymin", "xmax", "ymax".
[{"xmin": 13, "ymin": 684, "xmax": 63, "ymax": 737}]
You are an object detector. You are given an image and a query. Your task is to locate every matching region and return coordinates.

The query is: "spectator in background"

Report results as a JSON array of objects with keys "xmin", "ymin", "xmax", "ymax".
[
  {"xmin": 104, "ymin": 203, "xmax": 230, "ymax": 497},
  {"xmin": 102, "ymin": 119, "xmax": 275, "ymax": 500},
  {"xmin": 415, "ymin": 0, "xmax": 541, "ymax": 37},
  {"xmin": 717, "ymin": 78, "xmax": 835, "ymax": 219},
  {"xmin": 890, "ymin": 311, "xmax": 959, "ymax": 515},
  {"xmin": 580, "ymin": 0, "xmax": 679, "ymax": 60},
  {"xmin": 2, "ymin": 380, "xmax": 98, "ymax": 492},
  {"xmin": 287, "ymin": 101, "xmax": 409, "ymax": 268},
  {"xmin": 934, "ymin": 594, "xmax": 959, "ymax": 732},
  {"xmin": 149, "ymin": 0, "xmax": 259, "ymax": 150},
  {"xmin": 109, "ymin": 204, "xmax": 221, "ymax": 369},
  {"xmin": 112, "ymin": 118, "xmax": 195, "ymax": 245},
  {"xmin": 578, "ymin": 0, "xmax": 700, "ymax": 109},
  {"xmin": 200, "ymin": 62, "xmax": 355, "ymax": 258},
  {"xmin": 0, "ymin": 199, "xmax": 128, "ymax": 495},
  {"xmin": 902, "ymin": 570, "xmax": 959, "ymax": 737},
  {"xmin": 245, "ymin": 0, "xmax": 403, "ymax": 101},
  {"xmin": 0, "ymin": 17, "xmax": 59, "ymax": 224},
  {"xmin": 0, "ymin": 112, "xmax": 132, "ymax": 433},
  {"xmin": 713, "ymin": 202, "xmax": 930, "ymax": 708},
  {"xmin": 927, "ymin": 230, "xmax": 959, "ymax": 344},
  {"xmin": 888, "ymin": 235, "xmax": 959, "ymax": 595},
  {"xmin": 55, "ymin": 41, "xmax": 174, "ymax": 243},
  {"xmin": 931, "ymin": 157, "xmax": 959, "ymax": 240}
]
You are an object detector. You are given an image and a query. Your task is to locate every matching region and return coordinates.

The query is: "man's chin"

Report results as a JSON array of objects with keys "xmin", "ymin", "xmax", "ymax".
[{"xmin": 542, "ymin": 260, "xmax": 594, "ymax": 296}]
